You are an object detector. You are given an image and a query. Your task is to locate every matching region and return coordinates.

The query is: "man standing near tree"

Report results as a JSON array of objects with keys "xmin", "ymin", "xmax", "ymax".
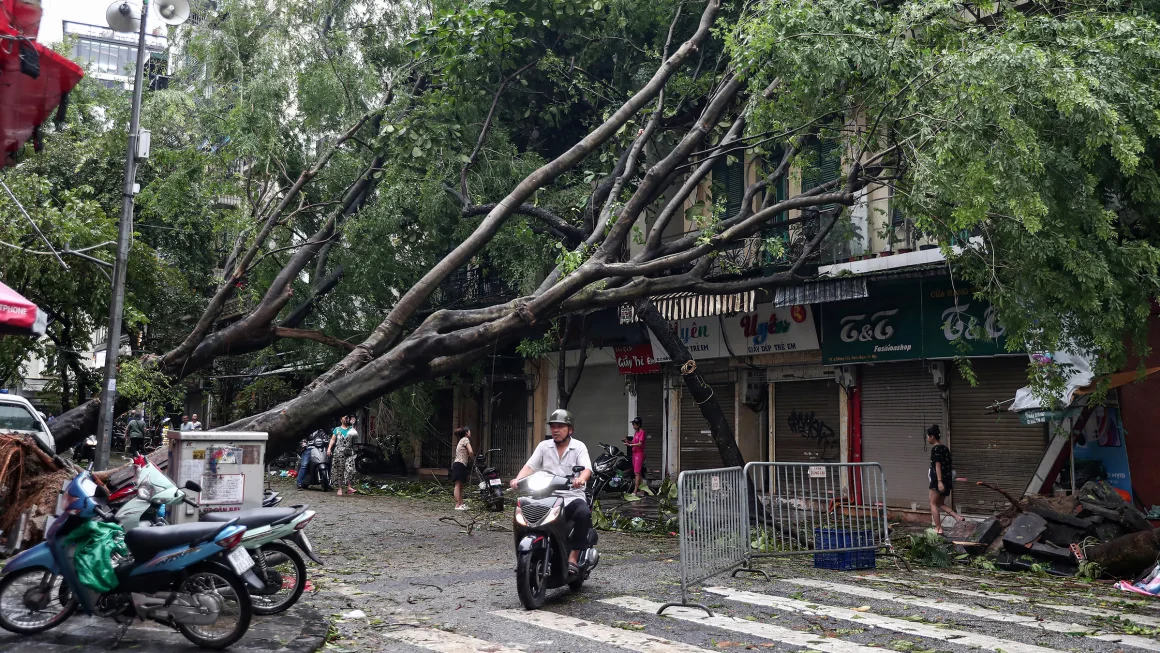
[{"xmin": 127, "ymin": 411, "xmax": 146, "ymax": 455}]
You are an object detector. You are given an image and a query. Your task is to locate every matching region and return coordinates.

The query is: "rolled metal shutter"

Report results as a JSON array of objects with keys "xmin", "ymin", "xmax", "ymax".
[
  {"xmin": 636, "ymin": 375, "xmax": 664, "ymax": 479},
  {"xmin": 861, "ymin": 361, "xmax": 944, "ymax": 508},
  {"xmin": 679, "ymin": 379, "xmax": 735, "ymax": 471},
  {"xmin": 568, "ymin": 364, "xmax": 629, "ymax": 452},
  {"xmin": 950, "ymin": 357, "xmax": 1046, "ymax": 512},
  {"xmin": 489, "ymin": 381, "xmax": 528, "ymax": 478},
  {"xmin": 774, "ymin": 380, "xmax": 842, "ymax": 463}
]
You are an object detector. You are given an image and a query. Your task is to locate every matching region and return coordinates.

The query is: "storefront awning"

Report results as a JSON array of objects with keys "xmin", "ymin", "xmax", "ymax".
[
  {"xmin": 619, "ymin": 291, "xmax": 755, "ymax": 324},
  {"xmin": 0, "ymin": 280, "xmax": 46, "ymax": 336},
  {"xmin": 772, "ymin": 277, "xmax": 868, "ymax": 307}
]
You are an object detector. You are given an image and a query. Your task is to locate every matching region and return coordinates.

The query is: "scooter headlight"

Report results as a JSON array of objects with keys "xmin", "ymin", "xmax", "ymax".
[
  {"xmin": 514, "ymin": 504, "xmax": 528, "ymax": 526},
  {"xmin": 540, "ymin": 503, "xmax": 562, "ymax": 525},
  {"xmin": 526, "ymin": 473, "xmax": 552, "ymax": 492}
]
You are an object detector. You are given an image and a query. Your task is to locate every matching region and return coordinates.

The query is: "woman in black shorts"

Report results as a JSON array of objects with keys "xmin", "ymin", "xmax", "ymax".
[
  {"xmin": 927, "ymin": 425, "xmax": 963, "ymax": 534},
  {"xmin": 451, "ymin": 427, "xmax": 473, "ymax": 510}
]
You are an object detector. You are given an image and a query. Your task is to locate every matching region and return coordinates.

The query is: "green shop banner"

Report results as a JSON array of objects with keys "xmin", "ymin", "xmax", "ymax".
[{"xmin": 820, "ymin": 280, "xmax": 1012, "ymax": 364}]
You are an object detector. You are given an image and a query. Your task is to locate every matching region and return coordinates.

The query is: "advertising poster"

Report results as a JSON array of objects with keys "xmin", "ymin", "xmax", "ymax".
[{"xmin": 1072, "ymin": 406, "xmax": 1133, "ymax": 501}]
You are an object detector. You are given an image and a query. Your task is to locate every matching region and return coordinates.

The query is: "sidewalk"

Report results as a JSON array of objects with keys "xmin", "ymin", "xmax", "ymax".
[{"xmin": 0, "ymin": 604, "xmax": 327, "ymax": 653}]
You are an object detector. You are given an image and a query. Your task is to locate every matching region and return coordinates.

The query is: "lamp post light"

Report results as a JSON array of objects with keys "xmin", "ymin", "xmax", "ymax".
[{"xmin": 93, "ymin": 0, "xmax": 188, "ymax": 470}]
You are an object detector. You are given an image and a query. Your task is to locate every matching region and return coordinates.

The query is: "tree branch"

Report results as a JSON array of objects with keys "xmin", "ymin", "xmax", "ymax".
[
  {"xmin": 458, "ymin": 58, "xmax": 541, "ymax": 207},
  {"xmin": 273, "ymin": 327, "xmax": 356, "ymax": 351}
]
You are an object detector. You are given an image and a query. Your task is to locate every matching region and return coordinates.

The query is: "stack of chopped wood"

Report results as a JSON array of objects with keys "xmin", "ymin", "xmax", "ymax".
[{"xmin": 950, "ymin": 480, "xmax": 1158, "ymax": 579}]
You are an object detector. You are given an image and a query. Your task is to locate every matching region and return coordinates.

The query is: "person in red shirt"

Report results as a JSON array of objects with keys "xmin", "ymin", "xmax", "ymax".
[{"xmin": 626, "ymin": 417, "xmax": 647, "ymax": 496}]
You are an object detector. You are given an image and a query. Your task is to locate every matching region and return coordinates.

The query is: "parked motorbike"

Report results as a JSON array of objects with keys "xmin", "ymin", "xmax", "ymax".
[
  {"xmin": 352, "ymin": 442, "xmax": 387, "ymax": 475},
  {"xmin": 262, "ymin": 488, "xmax": 282, "ymax": 507},
  {"xmin": 512, "ymin": 469, "xmax": 599, "ymax": 610},
  {"xmin": 113, "ymin": 457, "xmax": 321, "ymax": 616},
  {"xmin": 0, "ymin": 470, "xmax": 262, "ymax": 648},
  {"xmin": 297, "ymin": 432, "xmax": 331, "ymax": 491},
  {"xmin": 473, "ymin": 448, "xmax": 505, "ymax": 512},
  {"xmin": 587, "ymin": 442, "xmax": 640, "ymax": 498},
  {"xmin": 72, "ymin": 435, "xmax": 96, "ymax": 464}
]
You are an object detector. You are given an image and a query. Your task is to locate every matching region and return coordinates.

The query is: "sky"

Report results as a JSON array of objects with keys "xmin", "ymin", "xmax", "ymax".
[{"xmin": 38, "ymin": 0, "xmax": 166, "ymax": 46}]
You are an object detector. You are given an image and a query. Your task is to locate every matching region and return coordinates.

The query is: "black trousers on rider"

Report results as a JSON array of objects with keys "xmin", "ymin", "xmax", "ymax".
[{"xmin": 565, "ymin": 500, "xmax": 592, "ymax": 551}]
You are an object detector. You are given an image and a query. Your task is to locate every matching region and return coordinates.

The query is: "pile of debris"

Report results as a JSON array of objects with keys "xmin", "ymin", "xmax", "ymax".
[
  {"xmin": 952, "ymin": 480, "xmax": 1159, "ymax": 579},
  {"xmin": 0, "ymin": 434, "xmax": 76, "ymax": 553}
]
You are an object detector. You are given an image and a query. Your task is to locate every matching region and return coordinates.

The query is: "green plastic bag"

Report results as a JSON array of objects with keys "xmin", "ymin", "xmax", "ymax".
[{"xmin": 62, "ymin": 520, "xmax": 129, "ymax": 592}]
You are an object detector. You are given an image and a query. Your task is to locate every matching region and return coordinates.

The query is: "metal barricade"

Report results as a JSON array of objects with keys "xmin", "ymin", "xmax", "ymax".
[
  {"xmin": 744, "ymin": 462, "xmax": 891, "ymax": 559},
  {"xmin": 658, "ymin": 467, "xmax": 766, "ymax": 616}
]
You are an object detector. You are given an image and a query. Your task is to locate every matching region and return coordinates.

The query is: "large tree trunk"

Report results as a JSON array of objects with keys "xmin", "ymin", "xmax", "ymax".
[
  {"xmin": 633, "ymin": 298, "xmax": 745, "ymax": 468},
  {"xmin": 556, "ymin": 313, "xmax": 589, "ymax": 410}
]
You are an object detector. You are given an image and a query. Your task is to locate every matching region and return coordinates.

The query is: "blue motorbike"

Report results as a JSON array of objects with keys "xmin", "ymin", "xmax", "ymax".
[{"xmin": 0, "ymin": 470, "xmax": 263, "ymax": 649}]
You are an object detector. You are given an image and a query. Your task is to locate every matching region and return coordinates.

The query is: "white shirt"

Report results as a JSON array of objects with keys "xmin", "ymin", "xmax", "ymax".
[
  {"xmin": 180, "ymin": 422, "xmax": 192, "ymax": 431},
  {"xmin": 525, "ymin": 437, "xmax": 592, "ymax": 504},
  {"xmin": 190, "ymin": 421, "xmax": 202, "ymax": 431}
]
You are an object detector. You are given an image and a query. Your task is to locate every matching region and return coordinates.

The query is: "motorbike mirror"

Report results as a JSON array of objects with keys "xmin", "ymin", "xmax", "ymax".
[{"xmin": 184, "ymin": 480, "xmax": 202, "ymax": 493}]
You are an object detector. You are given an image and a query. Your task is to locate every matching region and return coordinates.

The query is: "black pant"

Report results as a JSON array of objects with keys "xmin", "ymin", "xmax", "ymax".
[
  {"xmin": 129, "ymin": 437, "xmax": 145, "ymax": 455},
  {"xmin": 565, "ymin": 500, "xmax": 592, "ymax": 551}
]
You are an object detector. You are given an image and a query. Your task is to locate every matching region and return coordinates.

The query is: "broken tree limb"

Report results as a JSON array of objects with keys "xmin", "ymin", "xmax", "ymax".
[{"xmin": 975, "ymin": 481, "xmax": 1025, "ymax": 512}]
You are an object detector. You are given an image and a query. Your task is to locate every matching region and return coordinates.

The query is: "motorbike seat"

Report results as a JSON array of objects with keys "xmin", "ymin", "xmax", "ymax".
[
  {"xmin": 202, "ymin": 507, "xmax": 298, "ymax": 528},
  {"xmin": 123, "ymin": 521, "xmax": 231, "ymax": 560}
]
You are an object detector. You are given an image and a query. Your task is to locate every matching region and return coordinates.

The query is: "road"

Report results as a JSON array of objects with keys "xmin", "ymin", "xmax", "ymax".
[{"xmin": 298, "ymin": 478, "xmax": 1160, "ymax": 653}]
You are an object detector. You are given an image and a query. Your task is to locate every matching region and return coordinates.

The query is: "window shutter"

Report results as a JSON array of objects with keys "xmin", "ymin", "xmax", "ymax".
[{"xmin": 712, "ymin": 157, "xmax": 746, "ymax": 220}]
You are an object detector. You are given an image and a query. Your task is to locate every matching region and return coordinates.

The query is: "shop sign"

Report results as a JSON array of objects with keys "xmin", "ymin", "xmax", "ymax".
[
  {"xmin": 820, "ymin": 283, "xmax": 922, "ymax": 364},
  {"xmin": 647, "ymin": 315, "xmax": 724, "ymax": 363},
  {"xmin": 614, "ymin": 344, "xmax": 661, "ymax": 375},
  {"xmin": 721, "ymin": 304, "xmax": 820, "ymax": 355},
  {"xmin": 821, "ymin": 281, "xmax": 1014, "ymax": 364}
]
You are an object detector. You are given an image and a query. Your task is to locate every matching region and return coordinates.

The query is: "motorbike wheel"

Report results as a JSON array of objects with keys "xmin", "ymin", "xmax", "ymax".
[
  {"xmin": 174, "ymin": 563, "xmax": 253, "ymax": 650},
  {"xmin": 0, "ymin": 568, "xmax": 77, "ymax": 634},
  {"xmin": 515, "ymin": 549, "xmax": 549, "ymax": 610},
  {"xmin": 250, "ymin": 542, "xmax": 307, "ymax": 616}
]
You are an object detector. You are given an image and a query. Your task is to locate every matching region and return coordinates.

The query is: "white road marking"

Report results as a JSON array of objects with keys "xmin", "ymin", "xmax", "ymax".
[
  {"xmin": 920, "ymin": 571, "xmax": 1160, "ymax": 612},
  {"xmin": 605, "ymin": 596, "xmax": 916, "ymax": 653},
  {"xmin": 701, "ymin": 586, "xmax": 1064, "ymax": 653},
  {"xmin": 785, "ymin": 577, "xmax": 1160, "ymax": 651},
  {"xmin": 853, "ymin": 574, "xmax": 1160, "ymax": 628},
  {"xmin": 492, "ymin": 608, "xmax": 710, "ymax": 653},
  {"xmin": 380, "ymin": 626, "xmax": 527, "ymax": 653}
]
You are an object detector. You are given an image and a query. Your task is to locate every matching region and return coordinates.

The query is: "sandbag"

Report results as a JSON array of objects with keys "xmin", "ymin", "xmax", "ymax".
[{"xmin": 62, "ymin": 520, "xmax": 128, "ymax": 592}]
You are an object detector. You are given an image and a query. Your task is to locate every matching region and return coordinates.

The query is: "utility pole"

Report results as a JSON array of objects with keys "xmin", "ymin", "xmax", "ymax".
[{"xmin": 94, "ymin": 1, "xmax": 150, "ymax": 471}]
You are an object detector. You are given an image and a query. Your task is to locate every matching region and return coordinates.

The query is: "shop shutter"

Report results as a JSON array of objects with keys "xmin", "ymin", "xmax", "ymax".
[
  {"xmin": 636, "ymin": 375, "xmax": 664, "ymax": 480},
  {"xmin": 489, "ymin": 381, "xmax": 528, "ymax": 478},
  {"xmin": 950, "ymin": 358, "xmax": 1046, "ymax": 513},
  {"xmin": 568, "ymin": 364, "xmax": 629, "ymax": 453},
  {"xmin": 774, "ymin": 380, "xmax": 841, "ymax": 463},
  {"xmin": 680, "ymin": 380, "xmax": 736, "ymax": 471},
  {"xmin": 860, "ymin": 361, "xmax": 945, "ymax": 508}
]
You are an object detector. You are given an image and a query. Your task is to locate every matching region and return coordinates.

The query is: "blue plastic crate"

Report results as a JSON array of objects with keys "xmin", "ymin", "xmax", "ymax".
[{"xmin": 813, "ymin": 528, "xmax": 876, "ymax": 570}]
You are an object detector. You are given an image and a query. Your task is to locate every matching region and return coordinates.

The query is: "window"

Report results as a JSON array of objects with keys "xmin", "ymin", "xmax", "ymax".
[
  {"xmin": 0, "ymin": 404, "xmax": 41, "ymax": 432},
  {"xmin": 711, "ymin": 156, "xmax": 746, "ymax": 220},
  {"xmin": 801, "ymin": 139, "xmax": 842, "ymax": 210}
]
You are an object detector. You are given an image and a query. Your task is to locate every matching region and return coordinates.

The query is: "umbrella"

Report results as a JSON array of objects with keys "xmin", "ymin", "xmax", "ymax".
[{"xmin": 0, "ymin": 281, "xmax": 46, "ymax": 336}]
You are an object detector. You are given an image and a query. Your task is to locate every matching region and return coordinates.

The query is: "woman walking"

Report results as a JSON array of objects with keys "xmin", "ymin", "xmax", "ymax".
[
  {"xmin": 328, "ymin": 416, "xmax": 357, "ymax": 496},
  {"xmin": 626, "ymin": 417, "xmax": 647, "ymax": 496},
  {"xmin": 927, "ymin": 425, "xmax": 963, "ymax": 534},
  {"xmin": 451, "ymin": 427, "xmax": 473, "ymax": 510}
]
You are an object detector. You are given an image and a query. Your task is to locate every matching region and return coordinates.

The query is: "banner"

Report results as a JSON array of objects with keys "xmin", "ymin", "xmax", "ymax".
[
  {"xmin": 647, "ymin": 315, "xmax": 724, "ymax": 363},
  {"xmin": 821, "ymin": 280, "xmax": 1015, "ymax": 364},
  {"xmin": 1072, "ymin": 406, "xmax": 1133, "ymax": 501},
  {"xmin": 614, "ymin": 344, "xmax": 661, "ymax": 375},
  {"xmin": 721, "ymin": 304, "xmax": 820, "ymax": 356}
]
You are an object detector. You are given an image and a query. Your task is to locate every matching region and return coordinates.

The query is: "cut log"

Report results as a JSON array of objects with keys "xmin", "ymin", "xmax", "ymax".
[
  {"xmin": 1085, "ymin": 528, "xmax": 1160, "ymax": 578},
  {"xmin": 1025, "ymin": 504, "xmax": 1091, "ymax": 529}
]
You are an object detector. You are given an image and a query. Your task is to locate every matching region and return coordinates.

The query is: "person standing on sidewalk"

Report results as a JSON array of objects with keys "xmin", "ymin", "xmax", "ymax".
[
  {"xmin": 126, "ymin": 412, "xmax": 147, "ymax": 454},
  {"xmin": 328, "ymin": 416, "xmax": 357, "ymax": 496},
  {"xmin": 626, "ymin": 417, "xmax": 647, "ymax": 496},
  {"xmin": 927, "ymin": 424, "xmax": 963, "ymax": 534},
  {"xmin": 451, "ymin": 427, "xmax": 473, "ymax": 510}
]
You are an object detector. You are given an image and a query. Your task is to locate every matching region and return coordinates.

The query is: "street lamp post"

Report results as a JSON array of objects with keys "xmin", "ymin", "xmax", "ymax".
[{"xmin": 94, "ymin": 0, "xmax": 187, "ymax": 470}]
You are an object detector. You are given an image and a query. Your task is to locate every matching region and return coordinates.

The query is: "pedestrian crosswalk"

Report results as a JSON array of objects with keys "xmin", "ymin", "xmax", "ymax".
[{"xmin": 376, "ymin": 571, "xmax": 1159, "ymax": 653}]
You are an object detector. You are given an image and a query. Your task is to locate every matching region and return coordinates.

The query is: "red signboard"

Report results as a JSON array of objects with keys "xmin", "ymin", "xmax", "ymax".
[{"xmin": 614, "ymin": 344, "xmax": 661, "ymax": 375}]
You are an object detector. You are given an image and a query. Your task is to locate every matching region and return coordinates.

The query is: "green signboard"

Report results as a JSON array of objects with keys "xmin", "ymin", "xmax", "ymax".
[{"xmin": 820, "ymin": 279, "xmax": 1013, "ymax": 364}]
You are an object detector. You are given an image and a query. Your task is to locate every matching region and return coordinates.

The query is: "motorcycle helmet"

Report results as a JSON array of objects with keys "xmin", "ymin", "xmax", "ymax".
[{"xmin": 547, "ymin": 409, "xmax": 573, "ymax": 426}]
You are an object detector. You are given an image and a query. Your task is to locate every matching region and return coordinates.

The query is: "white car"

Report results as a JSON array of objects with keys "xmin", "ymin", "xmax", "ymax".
[{"xmin": 0, "ymin": 394, "xmax": 55, "ymax": 454}]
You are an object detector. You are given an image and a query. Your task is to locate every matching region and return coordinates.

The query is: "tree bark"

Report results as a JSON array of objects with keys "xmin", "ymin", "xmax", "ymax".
[
  {"xmin": 556, "ymin": 313, "xmax": 589, "ymax": 409},
  {"xmin": 633, "ymin": 298, "xmax": 745, "ymax": 468}
]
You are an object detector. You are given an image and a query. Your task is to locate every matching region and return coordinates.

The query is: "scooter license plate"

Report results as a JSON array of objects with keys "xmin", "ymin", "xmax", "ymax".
[
  {"xmin": 227, "ymin": 547, "xmax": 254, "ymax": 574},
  {"xmin": 488, "ymin": 479, "xmax": 502, "ymax": 486}
]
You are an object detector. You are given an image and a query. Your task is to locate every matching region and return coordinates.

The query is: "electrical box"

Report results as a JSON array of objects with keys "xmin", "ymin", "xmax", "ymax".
[
  {"xmin": 166, "ymin": 430, "xmax": 268, "ymax": 523},
  {"xmin": 136, "ymin": 129, "xmax": 151, "ymax": 159}
]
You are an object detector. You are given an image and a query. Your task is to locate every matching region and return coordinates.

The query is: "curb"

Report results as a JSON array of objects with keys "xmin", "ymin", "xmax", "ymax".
[{"xmin": 277, "ymin": 605, "xmax": 329, "ymax": 653}]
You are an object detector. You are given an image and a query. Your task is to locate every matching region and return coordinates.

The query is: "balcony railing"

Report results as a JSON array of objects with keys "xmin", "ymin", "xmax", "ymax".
[{"xmin": 424, "ymin": 268, "xmax": 518, "ymax": 313}]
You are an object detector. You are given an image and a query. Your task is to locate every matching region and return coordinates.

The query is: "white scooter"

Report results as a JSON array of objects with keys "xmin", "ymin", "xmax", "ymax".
[{"xmin": 115, "ymin": 457, "xmax": 322, "ymax": 615}]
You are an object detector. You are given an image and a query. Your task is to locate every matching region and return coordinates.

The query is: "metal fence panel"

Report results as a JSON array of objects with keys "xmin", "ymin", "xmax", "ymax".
[{"xmin": 744, "ymin": 462, "xmax": 891, "ymax": 559}]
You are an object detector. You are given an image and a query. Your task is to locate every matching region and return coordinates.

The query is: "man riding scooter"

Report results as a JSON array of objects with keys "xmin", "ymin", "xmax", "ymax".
[{"xmin": 509, "ymin": 409, "xmax": 592, "ymax": 579}]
